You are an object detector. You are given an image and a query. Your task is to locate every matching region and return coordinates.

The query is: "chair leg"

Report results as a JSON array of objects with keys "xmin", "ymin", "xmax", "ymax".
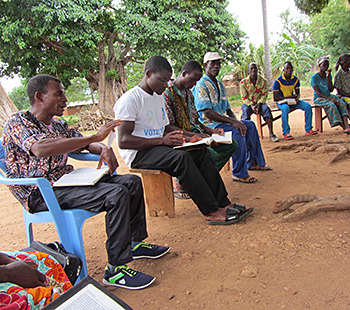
[
  {"xmin": 256, "ymin": 114, "xmax": 263, "ymax": 139},
  {"xmin": 314, "ymin": 106, "xmax": 323, "ymax": 133},
  {"xmin": 63, "ymin": 214, "xmax": 89, "ymax": 282},
  {"xmin": 26, "ymin": 222, "xmax": 34, "ymax": 246},
  {"xmin": 23, "ymin": 209, "xmax": 34, "ymax": 246}
]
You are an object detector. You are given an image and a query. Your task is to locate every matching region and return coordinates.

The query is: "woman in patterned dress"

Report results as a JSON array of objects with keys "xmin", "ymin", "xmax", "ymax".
[
  {"xmin": 311, "ymin": 56, "xmax": 350, "ymax": 133},
  {"xmin": 334, "ymin": 53, "xmax": 350, "ymax": 107}
]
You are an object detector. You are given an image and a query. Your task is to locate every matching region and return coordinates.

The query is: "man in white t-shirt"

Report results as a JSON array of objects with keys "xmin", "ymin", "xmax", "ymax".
[{"xmin": 114, "ymin": 56, "xmax": 253, "ymax": 225}]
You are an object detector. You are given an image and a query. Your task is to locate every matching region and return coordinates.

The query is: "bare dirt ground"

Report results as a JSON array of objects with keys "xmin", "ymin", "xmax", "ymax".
[{"xmin": 2, "ymin": 87, "xmax": 350, "ymax": 309}]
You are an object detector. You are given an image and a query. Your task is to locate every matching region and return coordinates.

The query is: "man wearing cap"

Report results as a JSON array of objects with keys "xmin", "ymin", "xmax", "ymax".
[
  {"xmin": 193, "ymin": 52, "xmax": 272, "ymax": 183},
  {"xmin": 240, "ymin": 62, "xmax": 279, "ymax": 142}
]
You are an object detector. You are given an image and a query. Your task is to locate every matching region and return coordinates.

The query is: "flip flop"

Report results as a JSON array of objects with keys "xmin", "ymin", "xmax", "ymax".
[
  {"xmin": 343, "ymin": 128, "xmax": 350, "ymax": 134},
  {"xmin": 233, "ymin": 203, "xmax": 254, "ymax": 221},
  {"xmin": 232, "ymin": 176, "xmax": 258, "ymax": 183},
  {"xmin": 207, "ymin": 207, "xmax": 242, "ymax": 225},
  {"xmin": 284, "ymin": 133, "xmax": 293, "ymax": 140},
  {"xmin": 173, "ymin": 189, "xmax": 190, "ymax": 199},
  {"xmin": 249, "ymin": 165, "xmax": 273, "ymax": 171}
]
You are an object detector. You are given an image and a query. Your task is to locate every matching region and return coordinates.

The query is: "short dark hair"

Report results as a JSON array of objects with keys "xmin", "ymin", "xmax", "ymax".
[
  {"xmin": 144, "ymin": 56, "xmax": 172, "ymax": 74},
  {"xmin": 27, "ymin": 74, "xmax": 61, "ymax": 105},
  {"xmin": 283, "ymin": 61, "xmax": 293, "ymax": 68},
  {"xmin": 181, "ymin": 60, "xmax": 202, "ymax": 74}
]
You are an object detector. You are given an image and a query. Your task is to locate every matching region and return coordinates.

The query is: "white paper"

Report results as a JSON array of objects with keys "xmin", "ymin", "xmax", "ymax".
[
  {"xmin": 211, "ymin": 131, "xmax": 232, "ymax": 143},
  {"xmin": 55, "ymin": 284, "xmax": 126, "ymax": 310},
  {"xmin": 174, "ymin": 131, "xmax": 232, "ymax": 149}
]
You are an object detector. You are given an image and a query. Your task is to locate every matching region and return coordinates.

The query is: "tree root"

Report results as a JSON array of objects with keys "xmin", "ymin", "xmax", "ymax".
[
  {"xmin": 269, "ymin": 138, "xmax": 350, "ymax": 164},
  {"xmin": 274, "ymin": 194, "xmax": 350, "ymax": 222},
  {"xmin": 273, "ymin": 194, "xmax": 320, "ymax": 213}
]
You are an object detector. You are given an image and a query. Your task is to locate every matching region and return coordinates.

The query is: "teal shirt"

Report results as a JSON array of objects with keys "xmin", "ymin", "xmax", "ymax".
[
  {"xmin": 192, "ymin": 75, "xmax": 230, "ymax": 129},
  {"xmin": 311, "ymin": 73, "xmax": 333, "ymax": 100}
]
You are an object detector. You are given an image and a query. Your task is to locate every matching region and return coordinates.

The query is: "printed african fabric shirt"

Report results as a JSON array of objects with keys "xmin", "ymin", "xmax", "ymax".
[
  {"xmin": 192, "ymin": 74, "xmax": 230, "ymax": 129},
  {"xmin": 273, "ymin": 73, "xmax": 300, "ymax": 98},
  {"xmin": 334, "ymin": 68, "xmax": 350, "ymax": 95},
  {"xmin": 163, "ymin": 81, "xmax": 203, "ymax": 133},
  {"xmin": 240, "ymin": 74, "xmax": 267, "ymax": 105},
  {"xmin": 1, "ymin": 111, "xmax": 84, "ymax": 210}
]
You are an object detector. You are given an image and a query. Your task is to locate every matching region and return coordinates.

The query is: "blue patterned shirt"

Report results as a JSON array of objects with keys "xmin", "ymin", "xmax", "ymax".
[{"xmin": 192, "ymin": 75, "xmax": 230, "ymax": 129}]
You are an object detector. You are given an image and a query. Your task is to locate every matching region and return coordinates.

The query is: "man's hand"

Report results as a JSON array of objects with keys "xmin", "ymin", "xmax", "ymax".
[
  {"xmin": 4, "ymin": 261, "xmax": 47, "ymax": 288},
  {"xmin": 162, "ymin": 131, "xmax": 186, "ymax": 146},
  {"xmin": 212, "ymin": 128, "xmax": 224, "ymax": 136},
  {"xmin": 97, "ymin": 146, "xmax": 119, "ymax": 175},
  {"xmin": 94, "ymin": 120, "xmax": 122, "ymax": 142},
  {"xmin": 229, "ymin": 119, "xmax": 247, "ymax": 136},
  {"xmin": 252, "ymin": 104, "xmax": 260, "ymax": 114},
  {"xmin": 189, "ymin": 134, "xmax": 204, "ymax": 143}
]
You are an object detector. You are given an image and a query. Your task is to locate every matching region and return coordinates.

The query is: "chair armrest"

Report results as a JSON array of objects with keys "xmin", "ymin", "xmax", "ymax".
[
  {"xmin": 68, "ymin": 152, "xmax": 100, "ymax": 161},
  {"xmin": 0, "ymin": 173, "xmax": 68, "ymax": 230}
]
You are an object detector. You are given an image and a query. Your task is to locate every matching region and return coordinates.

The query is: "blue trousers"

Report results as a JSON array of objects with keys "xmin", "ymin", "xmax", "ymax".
[
  {"xmin": 216, "ymin": 121, "xmax": 266, "ymax": 178},
  {"xmin": 276, "ymin": 100, "xmax": 313, "ymax": 136},
  {"xmin": 241, "ymin": 103, "xmax": 272, "ymax": 120}
]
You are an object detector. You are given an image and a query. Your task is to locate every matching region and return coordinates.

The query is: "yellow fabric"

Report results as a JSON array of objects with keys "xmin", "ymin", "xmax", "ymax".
[{"xmin": 276, "ymin": 73, "xmax": 298, "ymax": 97}]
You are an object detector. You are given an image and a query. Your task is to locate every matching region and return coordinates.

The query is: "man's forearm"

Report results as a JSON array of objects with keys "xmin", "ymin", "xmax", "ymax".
[
  {"xmin": 118, "ymin": 133, "xmax": 164, "ymax": 150},
  {"xmin": 31, "ymin": 136, "xmax": 98, "ymax": 157},
  {"xmin": 88, "ymin": 142, "xmax": 108, "ymax": 154},
  {"xmin": 203, "ymin": 109, "xmax": 236, "ymax": 124}
]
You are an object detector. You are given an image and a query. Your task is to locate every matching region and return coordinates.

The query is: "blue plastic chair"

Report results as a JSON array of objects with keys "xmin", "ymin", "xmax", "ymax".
[{"xmin": 0, "ymin": 144, "xmax": 100, "ymax": 282}]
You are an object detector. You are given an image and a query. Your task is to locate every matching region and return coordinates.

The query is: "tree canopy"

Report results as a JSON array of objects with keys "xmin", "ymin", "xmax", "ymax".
[
  {"xmin": 0, "ymin": 0, "xmax": 245, "ymax": 115},
  {"xmin": 294, "ymin": 0, "xmax": 350, "ymax": 15},
  {"xmin": 309, "ymin": 0, "xmax": 350, "ymax": 58}
]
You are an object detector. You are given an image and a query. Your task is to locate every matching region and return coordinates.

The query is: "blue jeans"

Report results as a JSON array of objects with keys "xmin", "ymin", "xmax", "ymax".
[
  {"xmin": 276, "ymin": 100, "xmax": 313, "ymax": 135},
  {"xmin": 216, "ymin": 121, "xmax": 266, "ymax": 178},
  {"xmin": 241, "ymin": 103, "xmax": 272, "ymax": 120}
]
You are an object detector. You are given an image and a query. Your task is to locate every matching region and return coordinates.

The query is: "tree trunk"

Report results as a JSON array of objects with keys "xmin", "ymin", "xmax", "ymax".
[
  {"xmin": 0, "ymin": 83, "xmax": 18, "ymax": 127},
  {"xmin": 97, "ymin": 35, "xmax": 129, "ymax": 118},
  {"xmin": 261, "ymin": 0, "xmax": 273, "ymax": 90}
]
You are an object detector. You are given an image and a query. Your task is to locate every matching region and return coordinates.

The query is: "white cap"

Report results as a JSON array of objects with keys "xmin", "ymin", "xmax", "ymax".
[{"xmin": 203, "ymin": 52, "xmax": 222, "ymax": 64}]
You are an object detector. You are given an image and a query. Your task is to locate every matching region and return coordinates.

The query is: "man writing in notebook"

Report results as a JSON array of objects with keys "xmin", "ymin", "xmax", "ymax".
[
  {"xmin": 114, "ymin": 55, "xmax": 253, "ymax": 225},
  {"xmin": 2, "ymin": 74, "xmax": 170, "ymax": 290},
  {"xmin": 163, "ymin": 60, "xmax": 237, "ymax": 199}
]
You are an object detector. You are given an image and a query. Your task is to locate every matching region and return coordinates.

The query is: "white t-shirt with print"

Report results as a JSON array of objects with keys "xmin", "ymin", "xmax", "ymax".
[{"xmin": 114, "ymin": 86, "xmax": 169, "ymax": 167}]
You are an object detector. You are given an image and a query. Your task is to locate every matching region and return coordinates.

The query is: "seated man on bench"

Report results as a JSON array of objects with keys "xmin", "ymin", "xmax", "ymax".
[
  {"xmin": 163, "ymin": 60, "xmax": 237, "ymax": 199},
  {"xmin": 273, "ymin": 61, "xmax": 317, "ymax": 140},
  {"xmin": 114, "ymin": 55, "xmax": 253, "ymax": 225},
  {"xmin": 240, "ymin": 62, "xmax": 279, "ymax": 142},
  {"xmin": 193, "ymin": 52, "xmax": 272, "ymax": 184}
]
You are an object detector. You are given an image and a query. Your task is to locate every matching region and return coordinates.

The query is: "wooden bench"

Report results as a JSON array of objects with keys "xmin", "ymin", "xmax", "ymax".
[
  {"xmin": 256, "ymin": 104, "xmax": 327, "ymax": 139},
  {"xmin": 129, "ymin": 169, "xmax": 175, "ymax": 218}
]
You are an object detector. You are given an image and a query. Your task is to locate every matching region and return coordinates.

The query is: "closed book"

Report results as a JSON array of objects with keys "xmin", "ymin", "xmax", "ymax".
[{"xmin": 53, "ymin": 166, "xmax": 109, "ymax": 187}]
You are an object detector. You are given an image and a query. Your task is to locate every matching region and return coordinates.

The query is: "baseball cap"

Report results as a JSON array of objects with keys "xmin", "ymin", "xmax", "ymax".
[{"xmin": 203, "ymin": 52, "xmax": 222, "ymax": 64}]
